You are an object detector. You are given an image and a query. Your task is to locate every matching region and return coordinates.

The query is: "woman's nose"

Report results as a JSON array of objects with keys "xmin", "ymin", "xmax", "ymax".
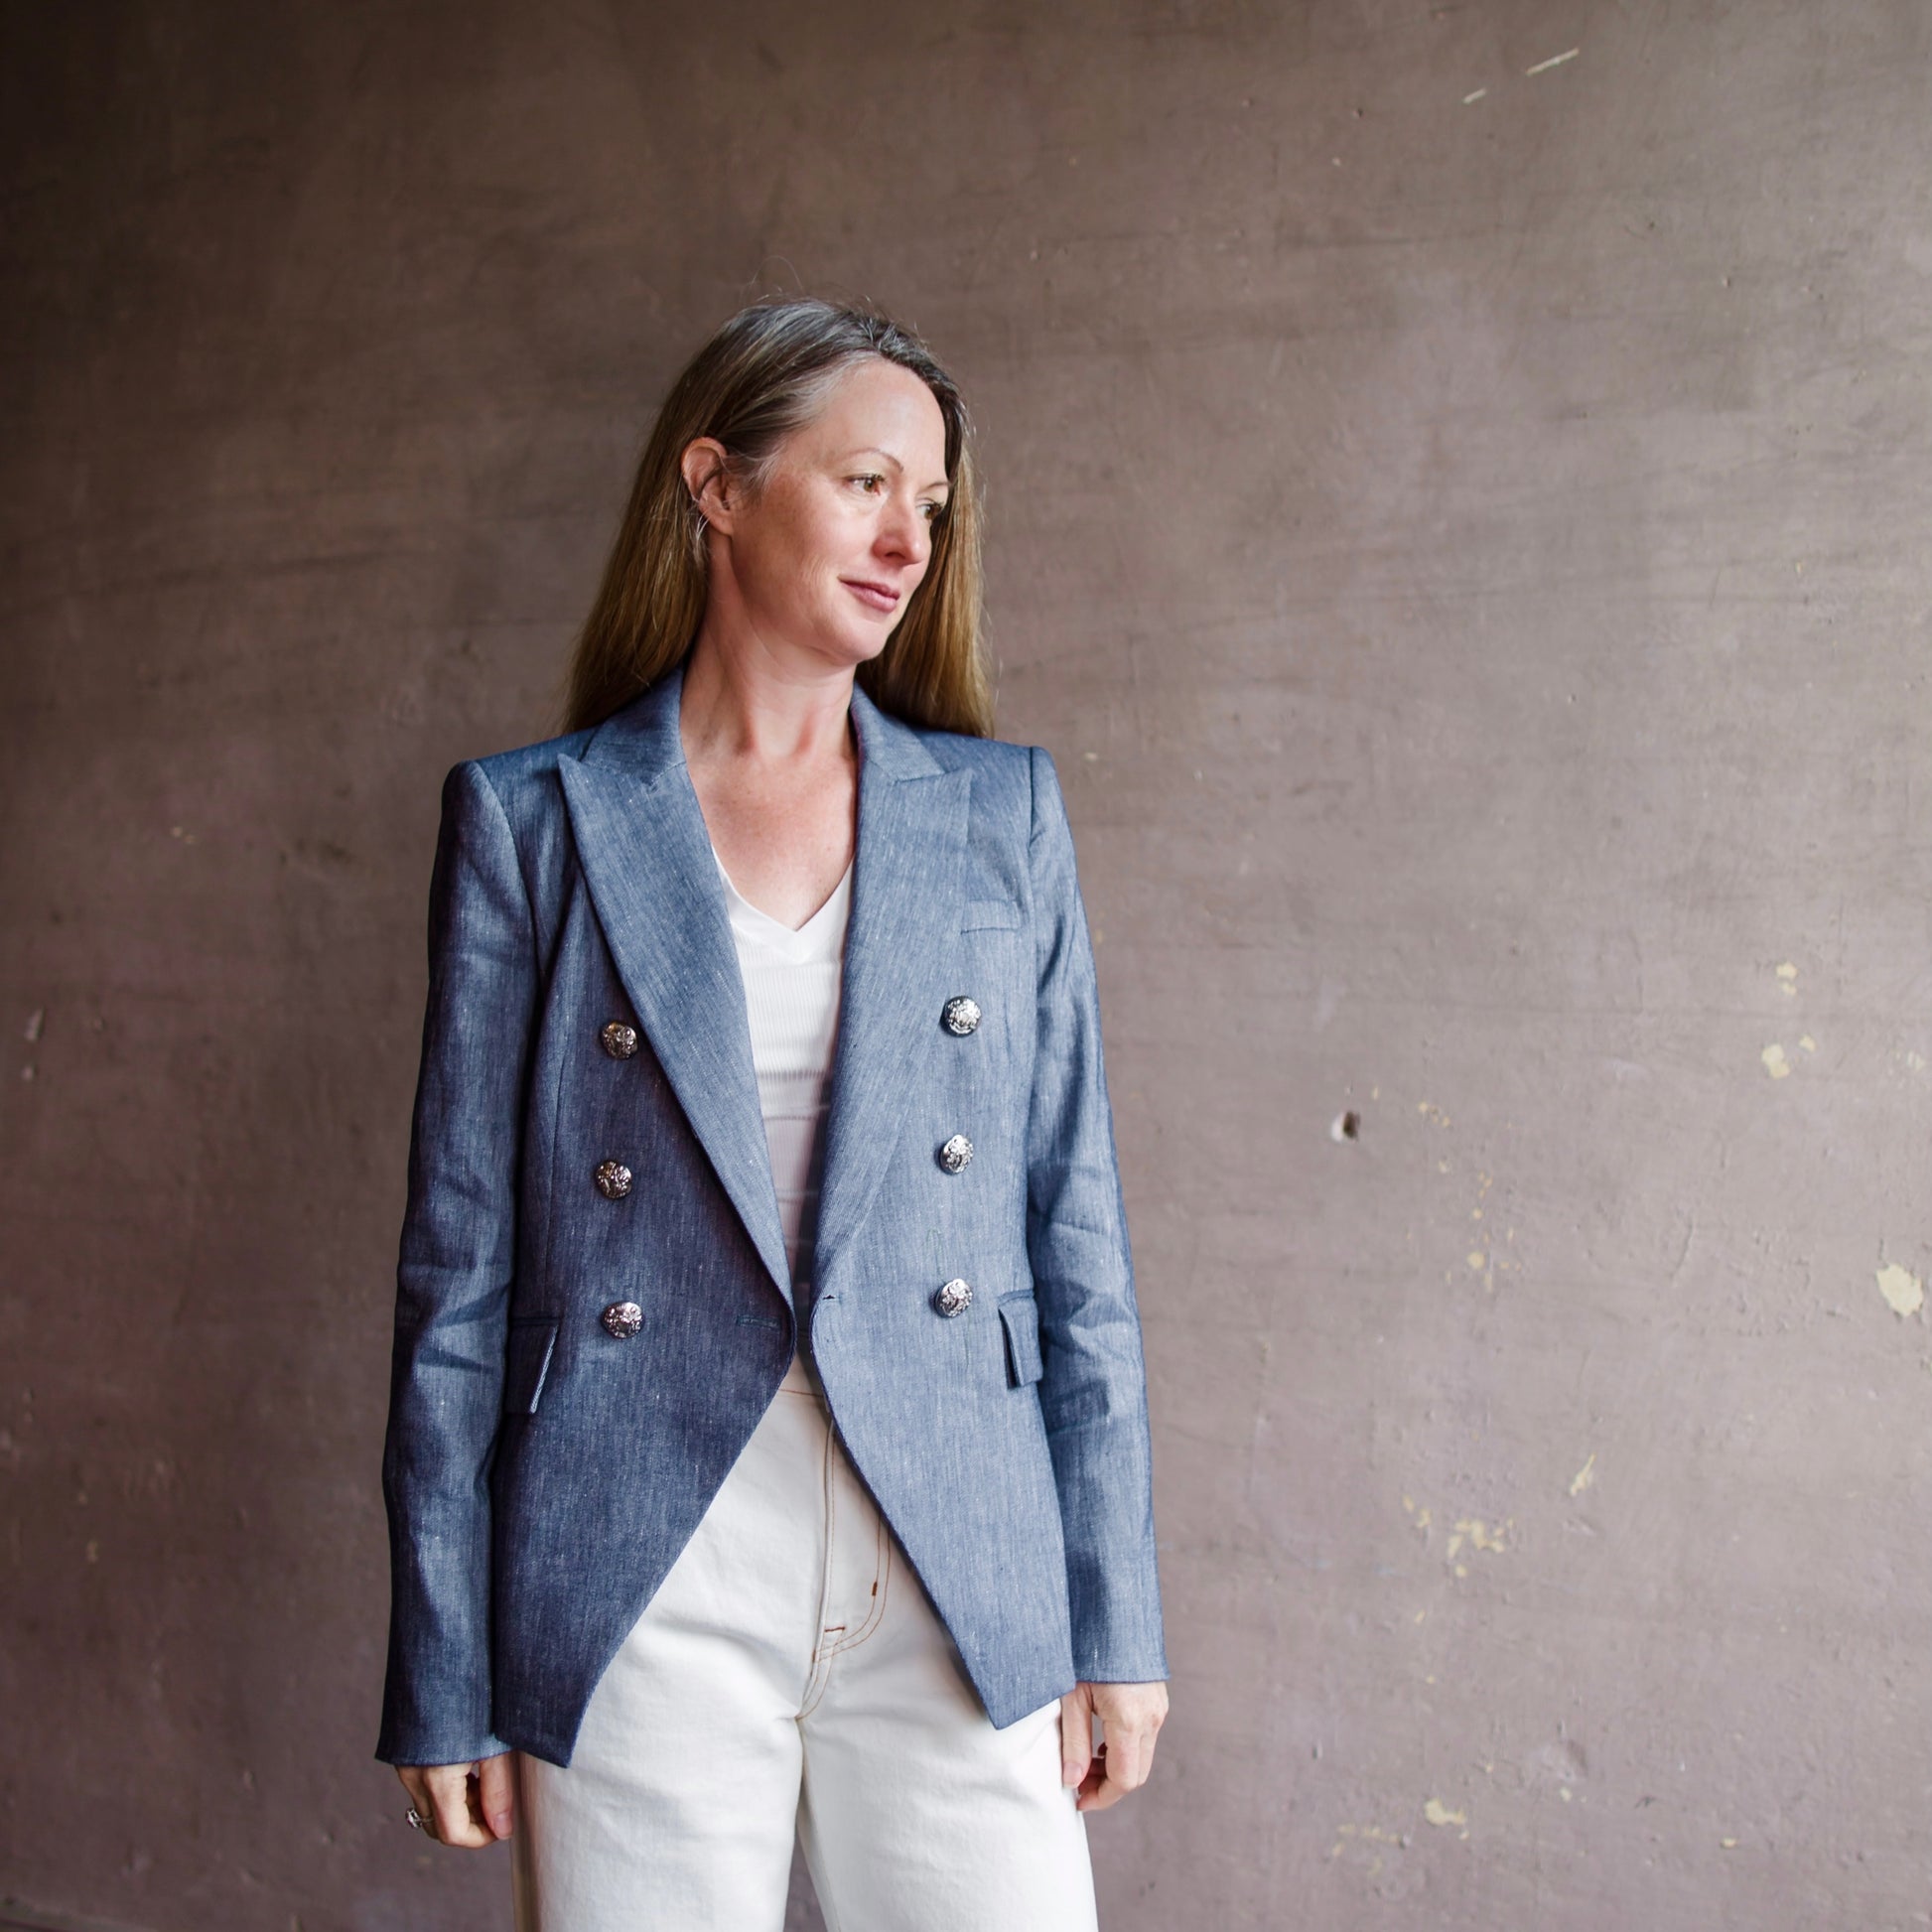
[{"xmin": 877, "ymin": 495, "xmax": 928, "ymax": 566}]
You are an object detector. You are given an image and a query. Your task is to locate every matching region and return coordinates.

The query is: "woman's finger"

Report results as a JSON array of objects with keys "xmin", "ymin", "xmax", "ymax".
[
  {"xmin": 1106, "ymin": 1713, "xmax": 1156, "ymax": 1794},
  {"xmin": 395, "ymin": 1763, "xmax": 436, "ymax": 1836},
  {"xmin": 425, "ymin": 1762, "xmax": 492, "ymax": 1848},
  {"xmin": 478, "ymin": 1751, "xmax": 516, "ymax": 1840},
  {"xmin": 1058, "ymin": 1689, "xmax": 1092, "ymax": 1789},
  {"xmin": 1075, "ymin": 1741, "xmax": 1121, "ymax": 1812}
]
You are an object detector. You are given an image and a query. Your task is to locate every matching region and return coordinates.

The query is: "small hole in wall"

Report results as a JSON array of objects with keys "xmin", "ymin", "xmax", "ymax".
[{"xmin": 1330, "ymin": 1110, "xmax": 1360, "ymax": 1143}]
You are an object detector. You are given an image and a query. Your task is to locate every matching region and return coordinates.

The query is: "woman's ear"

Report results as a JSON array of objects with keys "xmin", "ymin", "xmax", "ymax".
[{"xmin": 680, "ymin": 437, "xmax": 738, "ymax": 534}]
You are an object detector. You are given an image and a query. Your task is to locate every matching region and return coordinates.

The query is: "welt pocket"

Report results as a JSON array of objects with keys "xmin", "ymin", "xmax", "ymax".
[
  {"xmin": 961, "ymin": 897, "xmax": 1023, "ymax": 932},
  {"xmin": 998, "ymin": 1292, "xmax": 1043, "ymax": 1388},
  {"xmin": 502, "ymin": 1315, "xmax": 559, "ymax": 1416}
]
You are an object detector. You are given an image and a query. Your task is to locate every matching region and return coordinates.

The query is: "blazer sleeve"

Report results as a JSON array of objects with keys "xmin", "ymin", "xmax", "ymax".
[
  {"xmin": 1024, "ymin": 745, "xmax": 1170, "ymax": 1685},
  {"xmin": 374, "ymin": 759, "xmax": 537, "ymax": 1766}
]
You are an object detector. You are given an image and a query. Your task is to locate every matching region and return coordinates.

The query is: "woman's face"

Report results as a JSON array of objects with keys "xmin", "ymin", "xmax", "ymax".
[{"xmin": 694, "ymin": 357, "xmax": 951, "ymax": 670}]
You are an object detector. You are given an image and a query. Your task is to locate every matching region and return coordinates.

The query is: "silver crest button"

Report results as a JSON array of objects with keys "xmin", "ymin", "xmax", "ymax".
[
  {"xmin": 937, "ymin": 1134, "xmax": 974, "ymax": 1173},
  {"xmin": 602, "ymin": 1301, "xmax": 643, "ymax": 1339},
  {"xmin": 594, "ymin": 1160, "xmax": 632, "ymax": 1200},
  {"xmin": 933, "ymin": 1277, "xmax": 973, "ymax": 1318},
  {"xmin": 941, "ymin": 997, "xmax": 982, "ymax": 1036},
  {"xmin": 601, "ymin": 1021, "xmax": 638, "ymax": 1059}
]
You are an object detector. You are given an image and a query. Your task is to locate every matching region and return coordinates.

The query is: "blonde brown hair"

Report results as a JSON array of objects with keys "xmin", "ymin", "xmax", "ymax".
[{"xmin": 561, "ymin": 298, "xmax": 991, "ymax": 738}]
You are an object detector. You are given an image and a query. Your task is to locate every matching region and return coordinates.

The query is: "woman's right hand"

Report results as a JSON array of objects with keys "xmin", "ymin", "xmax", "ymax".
[{"xmin": 395, "ymin": 1753, "xmax": 515, "ymax": 1848}]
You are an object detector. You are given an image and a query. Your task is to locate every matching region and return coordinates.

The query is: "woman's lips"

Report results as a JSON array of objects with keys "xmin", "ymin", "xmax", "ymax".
[{"xmin": 842, "ymin": 579, "xmax": 900, "ymax": 614}]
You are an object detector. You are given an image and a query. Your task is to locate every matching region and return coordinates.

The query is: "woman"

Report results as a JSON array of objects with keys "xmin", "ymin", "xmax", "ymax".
[{"xmin": 375, "ymin": 297, "xmax": 1169, "ymax": 1929}]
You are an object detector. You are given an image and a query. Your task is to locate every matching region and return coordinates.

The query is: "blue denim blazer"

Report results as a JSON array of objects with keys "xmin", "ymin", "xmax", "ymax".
[{"xmin": 375, "ymin": 659, "xmax": 1167, "ymax": 1768}]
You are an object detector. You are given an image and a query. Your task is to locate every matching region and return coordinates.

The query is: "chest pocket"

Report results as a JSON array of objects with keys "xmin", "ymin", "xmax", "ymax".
[{"xmin": 962, "ymin": 897, "xmax": 1023, "ymax": 932}]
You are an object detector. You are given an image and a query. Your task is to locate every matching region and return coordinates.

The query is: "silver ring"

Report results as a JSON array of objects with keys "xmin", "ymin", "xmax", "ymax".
[{"xmin": 405, "ymin": 1805, "xmax": 428, "ymax": 1833}]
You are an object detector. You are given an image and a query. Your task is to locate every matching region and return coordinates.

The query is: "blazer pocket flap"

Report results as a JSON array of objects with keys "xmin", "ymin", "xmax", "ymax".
[
  {"xmin": 502, "ymin": 1316, "xmax": 559, "ymax": 1415},
  {"xmin": 962, "ymin": 897, "xmax": 1023, "ymax": 932},
  {"xmin": 998, "ymin": 1293, "xmax": 1043, "ymax": 1387}
]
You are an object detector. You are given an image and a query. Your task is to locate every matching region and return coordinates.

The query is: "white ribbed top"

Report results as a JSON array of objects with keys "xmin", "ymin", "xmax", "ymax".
[{"xmin": 713, "ymin": 845, "xmax": 852, "ymax": 1395}]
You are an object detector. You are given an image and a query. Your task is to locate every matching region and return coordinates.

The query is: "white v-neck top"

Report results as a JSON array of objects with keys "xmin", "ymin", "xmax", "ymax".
[{"xmin": 712, "ymin": 846, "xmax": 853, "ymax": 1395}]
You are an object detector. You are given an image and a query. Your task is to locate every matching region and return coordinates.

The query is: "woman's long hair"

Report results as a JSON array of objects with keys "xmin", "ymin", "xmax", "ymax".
[{"xmin": 561, "ymin": 298, "xmax": 991, "ymax": 738}]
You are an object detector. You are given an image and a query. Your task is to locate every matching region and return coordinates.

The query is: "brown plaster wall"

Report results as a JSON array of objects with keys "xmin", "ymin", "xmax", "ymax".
[{"xmin": 3, "ymin": 2, "xmax": 1928, "ymax": 1927}]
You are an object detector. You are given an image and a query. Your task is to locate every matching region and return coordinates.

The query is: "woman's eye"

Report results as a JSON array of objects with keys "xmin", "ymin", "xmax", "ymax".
[
  {"xmin": 920, "ymin": 501, "xmax": 944, "ymax": 522},
  {"xmin": 850, "ymin": 474, "xmax": 884, "ymax": 492}
]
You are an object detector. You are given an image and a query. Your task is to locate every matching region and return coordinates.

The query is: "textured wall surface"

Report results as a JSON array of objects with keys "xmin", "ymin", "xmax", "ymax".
[{"xmin": 4, "ymin": 2, "xmax": 1929, "ymax": 1928}]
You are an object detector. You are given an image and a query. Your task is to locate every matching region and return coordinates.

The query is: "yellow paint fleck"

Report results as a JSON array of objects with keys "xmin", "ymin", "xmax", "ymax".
[
  {"xmin": 1471, "ymin": 1206, "xmax": 1483, "ymax": 1220},
  {"xmin": 1560, "ymin": 1786, "xmax": 1573, "ymax": 1802},
  {"xmin": 1876, "ymin": 1263, "xmax": 1924, "ymax": 1319},
  {"xmin": 1776, "ymin": 962, "xmax": 1798, "ymax": 994},
  {"xmin": 1761, "ymin": 1043, "xmax": 1790, "ymax": 1079},
  {"xmin": 1906, "ymin": 1051, "xmax": 1926, "ymax": 1073},
  {"xmin": 1453, "ymin": 1562, "xmax": 1468, "ymax": 1579},
  {"xmin": 1467, "ymin": 1251, "xmax": 1486, "ymax": 1270},
  {"xmin": 1799, "ymin": 1035, "xmax": 1816, "ymax": 1053},
  {"xmin": 1418, "ymin": 1101, "xmax": 1451, "ymax": 1127},
  {"xmin": 1423, "ymin": 1798, "xmax": 1467, "ymax": 1828},
  {"xmin": 1414, "ymin": 1608, "xmax": 1427, "ymax": 1624},
  {"xmin": 1452, "ymin": 1517, "xmax": 1509, "ymax": 1554},
  {"xmin": 1569, "ymin": 1451, "xmax": 1596, "ymax": 1496},
  {"xmin": 1721, "ymin": 1837, "xmax": 1739, "ymax": 1851}
]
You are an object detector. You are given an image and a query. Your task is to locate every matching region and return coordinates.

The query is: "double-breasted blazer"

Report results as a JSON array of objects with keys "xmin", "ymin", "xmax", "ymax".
[{"xmin": 375, "ymin": 658, "xmax": 1167, "ymax": 1770}]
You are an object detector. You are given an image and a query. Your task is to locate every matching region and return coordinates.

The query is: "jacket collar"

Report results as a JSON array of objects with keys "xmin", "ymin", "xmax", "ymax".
[{"xmin": 557, "ymin": 657, "xmax": 970, "ymax": 1313}]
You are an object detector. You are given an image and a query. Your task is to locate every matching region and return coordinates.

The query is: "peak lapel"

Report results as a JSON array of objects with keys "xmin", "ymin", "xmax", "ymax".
[
  {"xmin": 557, "ymin": 665, "xmax": 792, "ymax": 1306},
  {"xmin": 813, "ymin": 685, "xmax": 971, "ymax": 1288}
]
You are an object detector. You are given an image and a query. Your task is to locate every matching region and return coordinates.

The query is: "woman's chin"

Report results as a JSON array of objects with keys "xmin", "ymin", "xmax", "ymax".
[{"xmin": 803, "ymin": 620, "xmax": 897, "ymax": 672}]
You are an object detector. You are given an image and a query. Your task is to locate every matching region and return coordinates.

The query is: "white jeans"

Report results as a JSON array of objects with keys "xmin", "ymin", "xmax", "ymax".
[{"xmin": 510, "ymin": 1382, "xmax": 1097, "ymax": 1932}]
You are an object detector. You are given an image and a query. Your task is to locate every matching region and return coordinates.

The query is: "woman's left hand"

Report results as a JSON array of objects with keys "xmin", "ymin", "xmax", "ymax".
[{"xmin": 1059, "ymin": 1680, "xmax": 1169, "ymax": 1811}]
